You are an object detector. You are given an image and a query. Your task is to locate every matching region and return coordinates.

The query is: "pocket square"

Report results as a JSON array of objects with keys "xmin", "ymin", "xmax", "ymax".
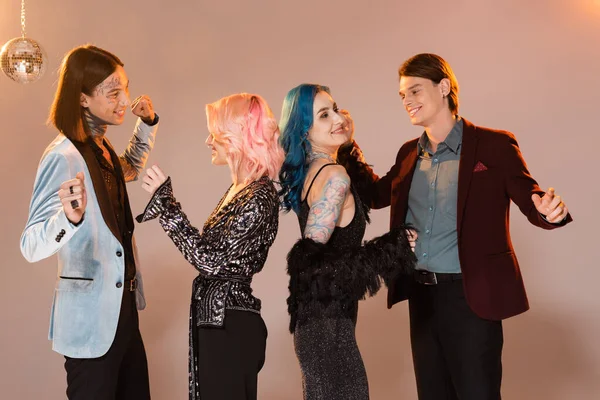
[{"xmin": 473, "ymin": 161, "xmax": 488, "ymax": 172}]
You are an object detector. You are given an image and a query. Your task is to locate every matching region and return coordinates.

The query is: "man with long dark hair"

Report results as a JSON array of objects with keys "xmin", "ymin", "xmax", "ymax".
[{"xmin": 20, "ymin": 44, "xmax": 159, "ymax": 399}]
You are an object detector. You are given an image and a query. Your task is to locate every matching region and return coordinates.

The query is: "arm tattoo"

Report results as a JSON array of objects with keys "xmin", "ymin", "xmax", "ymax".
[{"xmin": 304, "ymin": 174, "xmax": 350, "ymax": 244}]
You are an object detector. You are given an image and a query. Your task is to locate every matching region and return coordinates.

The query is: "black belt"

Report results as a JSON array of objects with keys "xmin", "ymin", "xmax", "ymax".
[
  {"xmin": 199, "ymin": 275, "xmax": 252, "ymax": 285},
  {"xmin": 413, "ymin": 269, "xmax": 462, "ymax": 285}
]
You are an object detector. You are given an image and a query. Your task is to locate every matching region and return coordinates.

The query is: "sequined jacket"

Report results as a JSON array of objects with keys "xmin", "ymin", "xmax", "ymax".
[{"xmin": 137, "ymin": 176, "xmax": 279, "ymax": 327}]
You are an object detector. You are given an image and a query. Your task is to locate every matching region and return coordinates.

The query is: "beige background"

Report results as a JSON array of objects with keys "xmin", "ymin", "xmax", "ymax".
[{"xmin": 1, "ymin": 0, "xmax": 598, "ymax": 398}]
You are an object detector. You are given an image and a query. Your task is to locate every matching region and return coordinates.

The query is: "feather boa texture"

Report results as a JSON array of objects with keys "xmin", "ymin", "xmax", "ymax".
[
  {"xmin": 287, "ymin": 225, "xmax": 417, "ymax": 333},
  {"xmin": 337, "ymin": 141, "xmax": 374, "ymax": 221}
]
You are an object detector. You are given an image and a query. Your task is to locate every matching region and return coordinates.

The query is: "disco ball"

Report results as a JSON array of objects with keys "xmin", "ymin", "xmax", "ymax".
[{"xmin": 0, "ymin": 37, "xmax": 47, "ymax": 84}]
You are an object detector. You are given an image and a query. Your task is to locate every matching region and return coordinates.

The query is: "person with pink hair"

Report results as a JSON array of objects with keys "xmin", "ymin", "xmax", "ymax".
[{"xmin": 136, "ymin": 93, "xmax": 284, "ymax": 400}]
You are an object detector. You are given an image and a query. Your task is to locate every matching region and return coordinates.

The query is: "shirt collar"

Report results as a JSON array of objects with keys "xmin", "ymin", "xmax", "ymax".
[{"xmin": 417, "ymin": 116, "xmax": 463, "ymax": 155}]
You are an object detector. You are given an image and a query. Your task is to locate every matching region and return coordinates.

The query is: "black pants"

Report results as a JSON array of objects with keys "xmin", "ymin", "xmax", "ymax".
[
  {"xmin": 194, "ymin": 310, "xmax": 267, "ymax": 400},
  {"xmin": 409, "ymin": 279, "xmax": 503, "ymax": 400},
  {"xmin": 64, "ymin": 289, "xmax": 151, "ymax": 400}
]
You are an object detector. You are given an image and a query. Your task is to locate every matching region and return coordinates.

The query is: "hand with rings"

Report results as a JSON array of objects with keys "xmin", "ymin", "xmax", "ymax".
[
  {"xmin": 58, "ymin": 172, "xmax": 87, "ymax": 224},
  {"xmin": 532, "ymin": 187, "xmax": 569, "ymax": 224}
]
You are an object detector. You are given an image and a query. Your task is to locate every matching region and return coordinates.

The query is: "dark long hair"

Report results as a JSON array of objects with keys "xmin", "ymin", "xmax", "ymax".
[{"xmin": 48, "ymin": 45, "xmax": 123, "ymax": 142}]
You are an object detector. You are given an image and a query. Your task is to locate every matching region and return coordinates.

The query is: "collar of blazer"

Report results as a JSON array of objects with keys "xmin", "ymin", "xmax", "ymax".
[{"xmin": 456, "ymin": 118, "xmax": 480, "ymax": 235}]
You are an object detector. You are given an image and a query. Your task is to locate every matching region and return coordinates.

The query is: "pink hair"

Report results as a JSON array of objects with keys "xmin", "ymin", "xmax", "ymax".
[{"xmin": 206, "ymin": 93, "xmax": 284, "ymax": 183}]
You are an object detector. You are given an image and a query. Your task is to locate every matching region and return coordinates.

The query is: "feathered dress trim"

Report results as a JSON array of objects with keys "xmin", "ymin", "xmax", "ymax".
[{"xmin": 287, "ymin": 226, "xmax": 416, "ymax": 333}]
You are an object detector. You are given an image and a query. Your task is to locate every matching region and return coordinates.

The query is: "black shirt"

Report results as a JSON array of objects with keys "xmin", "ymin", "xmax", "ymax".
[{"xmin": 89, "ymin": 138, "xmax": 136, "ymax": 281}]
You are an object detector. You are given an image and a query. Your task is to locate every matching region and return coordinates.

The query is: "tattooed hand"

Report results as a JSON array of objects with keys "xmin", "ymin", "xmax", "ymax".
[{"xmin": 131, "ymin": 95, "xmax": 155, "ymax": 125}]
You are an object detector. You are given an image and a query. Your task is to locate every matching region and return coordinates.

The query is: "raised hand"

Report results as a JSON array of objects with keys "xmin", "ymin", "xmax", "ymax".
[
  {"xmin": 141, "ymin": 165, "xmax": 168, "ymax": 195},
  {"xmin": 532, "ymin": 187, "xmax": 569, "ymax": 223},
  {"xmin": 131, "ymin": 95, "xmax": 155, "ymax": 124},
  {"xmin": 339, "ymin": 109, "xmax": 355, "ymax": 144},
  {"xmin": 338, "ymin": 109, "xmax": 368, "ymax": 164},
  {"xmin": 59, "ymin": 172, "xmax": 87, "ymax": 224}
]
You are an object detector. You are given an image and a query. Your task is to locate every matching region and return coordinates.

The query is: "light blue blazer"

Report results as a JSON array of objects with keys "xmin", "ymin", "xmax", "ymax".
[{"xmin": 20, "ymin": 118, "xmax": 158, "ymax": 358}]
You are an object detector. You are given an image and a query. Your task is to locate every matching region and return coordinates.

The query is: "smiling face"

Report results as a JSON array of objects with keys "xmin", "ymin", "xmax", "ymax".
[
  {"xmin": 399, "ymin": 75, "xmax": 451, "ymax": 128},
  {"xmin": 306, "ymin": 91, "xmax": 349, "ymax": 153},
  {"xmin": 80, "ymin": 65, "xmax": 131, "ymax": 126}
]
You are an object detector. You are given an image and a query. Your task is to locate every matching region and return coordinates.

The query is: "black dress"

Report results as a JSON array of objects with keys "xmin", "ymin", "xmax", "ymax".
[
  {"xmin": 137, "ymin": 176, "xmax": 279, "ymax": 400},
  {"xmin": 287, "ymin": 164, "xmax": 416, "ymax": 400}
]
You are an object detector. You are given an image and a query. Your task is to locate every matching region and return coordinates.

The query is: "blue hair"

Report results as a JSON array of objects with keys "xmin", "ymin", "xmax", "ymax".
[{"xmin": 278, "ymin": 84, "xmax": 330, "ymax": 214}]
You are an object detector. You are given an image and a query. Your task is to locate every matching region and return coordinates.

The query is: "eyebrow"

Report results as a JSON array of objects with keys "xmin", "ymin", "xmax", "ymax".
[
  {"xmin": 399, "ymin": 84, "xmax": 422, "ymax": 94},
  {"xmin": 108, "ymin": 85, "xmax": 129, "ymax": 94},
  {"xmin": 111, "ymin": 80, "xmax": 129, "ymax": 90},
  {"xmin": 317, "ymin": 103, "xmax": 337, "ymax": 114}
]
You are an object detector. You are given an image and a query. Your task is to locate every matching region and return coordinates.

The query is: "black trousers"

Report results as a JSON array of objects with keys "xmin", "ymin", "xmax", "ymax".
[
  {"xmin": 409, "ymin": 279, "xmax": 503, "ymax": 400},
  {"xmin": 64, "ymin": 289, "xmax": 151, "ymax": 400},
  {"xmin": 194, "ymin": 310, "xmax": 267, "ymax": 400}
]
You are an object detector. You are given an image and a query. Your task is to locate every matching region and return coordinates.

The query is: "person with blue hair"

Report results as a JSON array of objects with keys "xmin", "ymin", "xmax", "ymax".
[{"xmin": 278, "ymin": 83, "xmax": 417, "ymax": 399}]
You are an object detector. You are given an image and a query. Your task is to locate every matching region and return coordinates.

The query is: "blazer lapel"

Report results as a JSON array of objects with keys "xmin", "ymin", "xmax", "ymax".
[
  {"xmin": 396, "ymin": 141, "xmax": 419, "ymax": 222},
  {"xmin": 105, "ymin": 140, "xmax": 135, "ymax": 235},
  {"xmin": 457, "ymin": 119, "xmax": 479, "ymax": 237},
  {"xmin": 71, "ymin": 139, "xmax": 123, "ymax": 245}
]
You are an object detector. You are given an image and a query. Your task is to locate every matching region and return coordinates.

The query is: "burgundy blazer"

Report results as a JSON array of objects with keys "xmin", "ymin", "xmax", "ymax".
[{"xmin": 363, "ymin": 118, "xmax": 572, "ymax": 321}]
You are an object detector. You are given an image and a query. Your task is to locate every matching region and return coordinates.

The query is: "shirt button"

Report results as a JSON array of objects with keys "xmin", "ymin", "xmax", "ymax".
[
  {"xmin": 429, "ymin": 206, "xmax": 433, "ymax": 211},
  {"xmin": 116, "ymin": 282, "xmax": 123, "ymax": 288},
  {"xmin": 426, "ymin": 229, "xmax": 431, "ymax": 234},
  {"xmin": 433, "ymin": 158, "xmax": 438, "ymax": 163},
  {"xmin": 423, "ymin": 253, "xmax": 428, "ymax": 258},
  {"xmin": 116, "ymin": 251, "xmax": 122, "ymax": 257},
  {"xmin": 431, "ymin": 182, "xmax": 435, "ymax": 187}
]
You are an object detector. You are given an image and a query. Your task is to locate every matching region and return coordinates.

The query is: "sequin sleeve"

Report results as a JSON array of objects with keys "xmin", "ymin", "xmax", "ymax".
[{"xmin": 136, "ymin": 177, "xmax": 278, "ymax": 276}]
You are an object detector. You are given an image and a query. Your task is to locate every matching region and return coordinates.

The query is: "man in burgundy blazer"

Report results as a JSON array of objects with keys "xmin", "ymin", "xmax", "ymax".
[{"xmin": 348, "ymin": 53, "xmax": 572, "ymax": 400}]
